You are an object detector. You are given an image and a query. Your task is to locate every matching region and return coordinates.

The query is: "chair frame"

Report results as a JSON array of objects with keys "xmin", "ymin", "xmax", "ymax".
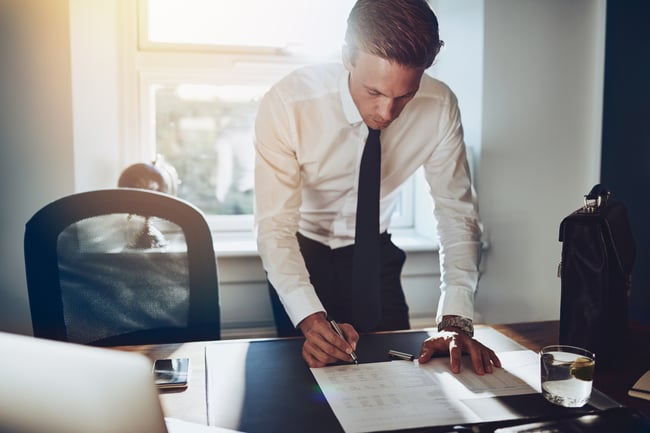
[{"xmin": 24, "ymin": 188, "xmax": 221, "ymax": 345}]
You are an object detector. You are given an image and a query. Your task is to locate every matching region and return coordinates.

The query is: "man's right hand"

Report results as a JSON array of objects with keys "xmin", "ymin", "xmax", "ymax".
[{"xmin": 298, "ymin": 312, "xmax": 359, "ymax": 367}]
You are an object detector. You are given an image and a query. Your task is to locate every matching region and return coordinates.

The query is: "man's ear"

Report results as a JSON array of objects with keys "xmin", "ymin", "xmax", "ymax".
[{"xmin": 342, "ymin": 45, "xmax": 354, "ymax": 72}]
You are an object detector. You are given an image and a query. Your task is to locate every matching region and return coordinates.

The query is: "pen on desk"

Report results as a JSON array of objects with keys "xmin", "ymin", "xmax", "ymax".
[
  {"xmin": 329, "ymin": 319, "xmax": 359, "ymax": 364},
  {"xmin": 388, "ymin": 349, "xmax": 415, "ymax": 361}
]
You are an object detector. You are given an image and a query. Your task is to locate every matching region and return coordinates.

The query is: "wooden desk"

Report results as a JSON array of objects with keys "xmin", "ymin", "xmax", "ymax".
[
  {"xmin": 116, "ymin": 321, "xmax": 650, "ymax": 431},
  {"xmin": 493, "ymin": 320, "xmax": 650, "ymax": 418}
]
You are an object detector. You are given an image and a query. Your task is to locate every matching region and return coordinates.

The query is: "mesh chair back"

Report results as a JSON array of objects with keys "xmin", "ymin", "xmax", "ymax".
[{"xmin": 24, "ymin": 188, "xmax": 221, "ymax": 345}]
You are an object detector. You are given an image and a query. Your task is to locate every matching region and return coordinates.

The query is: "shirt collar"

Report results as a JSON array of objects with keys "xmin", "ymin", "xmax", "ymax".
[{"xmin": 339, "ymin": 68, "xmax": 363, "ymax": 125}]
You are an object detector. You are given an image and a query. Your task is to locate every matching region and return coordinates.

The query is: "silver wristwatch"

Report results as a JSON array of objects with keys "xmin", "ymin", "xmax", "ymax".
[{"xmin": 437, "ymin": 316, "xmax": 474, "ymax": 337}]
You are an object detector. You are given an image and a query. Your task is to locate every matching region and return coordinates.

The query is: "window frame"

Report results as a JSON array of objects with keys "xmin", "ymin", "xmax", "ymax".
[{"xmin": 124, "ymin": 0, "xmax": 420, "ymax": 236}]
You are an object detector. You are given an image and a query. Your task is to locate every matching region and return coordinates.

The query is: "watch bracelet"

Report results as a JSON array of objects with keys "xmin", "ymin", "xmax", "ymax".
[{"xmin": 437, "ymin": 316, "xmax": 474, "ymax": 337}]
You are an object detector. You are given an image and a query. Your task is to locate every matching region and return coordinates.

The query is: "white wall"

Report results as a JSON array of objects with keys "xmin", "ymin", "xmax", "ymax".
[
  {"xmin": 0, "ymin": 0, "xmax": 605, "ymax": 336},
  {"xmin": 430, "ymin": 0, "xmax": 484, "ymax": 159},
  {"xmin": 69, "ymin": 0, "xmax": 122, "ymax": 191},
  {"xmin": 476, "ymin": 0, "xmax": 605, "ymax": 323},
  {"xmin": 0, "ymin": 0, "xmax": 76, "ymax": 335}
]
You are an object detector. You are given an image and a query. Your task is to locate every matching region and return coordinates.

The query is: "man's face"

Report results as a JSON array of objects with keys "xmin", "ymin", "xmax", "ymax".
[{"xmin": 343, "ymin": 49, "xmax": 425, "ymax": 130}]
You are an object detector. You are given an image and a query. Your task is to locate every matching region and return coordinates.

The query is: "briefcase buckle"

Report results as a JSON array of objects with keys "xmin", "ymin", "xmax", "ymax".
[
  {"xmin": 583, "ymin": 185, "xmax": 611, "ymax": 213},
  {"xmin": 583, "ymin": 195, "xmax": 601, "ymax": 213}
]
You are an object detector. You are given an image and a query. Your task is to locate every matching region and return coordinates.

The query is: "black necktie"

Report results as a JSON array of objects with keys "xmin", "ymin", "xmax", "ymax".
[{"xmin": 351, "ymin": 127, "xmax": 381, "ymax": 331}]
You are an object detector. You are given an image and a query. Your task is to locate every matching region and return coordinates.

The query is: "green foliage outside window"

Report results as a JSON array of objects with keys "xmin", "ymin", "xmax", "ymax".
[{"xmin": 154, "ymin": 85, "xmax": 259, "ymax": 216}]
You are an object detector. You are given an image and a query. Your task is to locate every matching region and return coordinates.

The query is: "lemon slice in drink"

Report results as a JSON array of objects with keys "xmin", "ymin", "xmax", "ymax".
[{"xmin": 570, "ymin": 356, "xmax": 595, "ymax": 381}]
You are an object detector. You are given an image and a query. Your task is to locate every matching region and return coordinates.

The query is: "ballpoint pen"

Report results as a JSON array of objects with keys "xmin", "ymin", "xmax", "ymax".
[
  {"xmin": 329, "ymin": 319, "xmax": 359, "ymax": 364},
  {"xmin": 388, "ymin": 349, "xmax": 415, "ymax": 361}
]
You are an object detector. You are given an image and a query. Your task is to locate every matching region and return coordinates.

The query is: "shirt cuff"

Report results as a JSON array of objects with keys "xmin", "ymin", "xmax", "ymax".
[
  {"xmin": 436, "ymin": 286, "xmax": 475, "ymax": 325},
  {"xmin": 281, "ymin": 286, "xmax": 327, "ymax": 328}
]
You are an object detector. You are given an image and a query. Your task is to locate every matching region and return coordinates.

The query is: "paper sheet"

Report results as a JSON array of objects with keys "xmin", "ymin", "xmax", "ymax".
[
  {"xmin": 165, "ymin": 417, "xmax": 245, "ymax": 433},
  {"xmin": 310, "ymin": 350, "xmax": 540, "ymax": 433}
]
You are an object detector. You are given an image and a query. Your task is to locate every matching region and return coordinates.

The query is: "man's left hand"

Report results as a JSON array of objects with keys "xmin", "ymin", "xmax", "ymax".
[{"xmin": 418, "ymin": 330, "xmax": 502, "ymax": 375}]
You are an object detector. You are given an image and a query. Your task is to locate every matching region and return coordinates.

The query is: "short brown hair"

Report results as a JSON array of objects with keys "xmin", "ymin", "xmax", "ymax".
[{"xmin": 345, "ymin": 0, "xmax": 443, "ymax": 68}]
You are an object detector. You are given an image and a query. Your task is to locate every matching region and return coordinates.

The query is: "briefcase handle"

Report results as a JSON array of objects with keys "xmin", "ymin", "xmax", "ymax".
[{"xmin": 583, "ymin": 183, "xmax": 611, "ymax": 213}]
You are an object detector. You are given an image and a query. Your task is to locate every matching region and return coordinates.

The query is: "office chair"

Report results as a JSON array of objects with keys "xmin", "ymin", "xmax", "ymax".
[{"xmin": 24, "ymin": 188, "xmax": 221, "ymax": 346}]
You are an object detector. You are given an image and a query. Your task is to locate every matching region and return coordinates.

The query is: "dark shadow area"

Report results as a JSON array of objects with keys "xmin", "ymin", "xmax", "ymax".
[{"xmin": 601, "ymin": 0, "xmax": 650, "ymax": 326}]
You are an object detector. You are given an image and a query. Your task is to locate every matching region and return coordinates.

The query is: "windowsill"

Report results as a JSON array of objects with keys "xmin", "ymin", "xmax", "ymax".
[
  {"xmin": 212, "ymin": 229, "xmax": 440, "ymax": 258},
  {"xmin": 212, "ymin": 231, "xmax": 259, "ymax": 258}
]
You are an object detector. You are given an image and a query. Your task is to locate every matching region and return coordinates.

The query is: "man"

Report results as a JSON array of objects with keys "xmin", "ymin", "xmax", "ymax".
[{"xmin": 254, "ymin": 0, "xmax": 501, "ymax": 375}]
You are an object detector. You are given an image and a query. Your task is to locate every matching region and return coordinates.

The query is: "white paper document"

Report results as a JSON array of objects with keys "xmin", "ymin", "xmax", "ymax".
[
  {"xmin": 165, "ymin": 418, "xmax": 245, "ymax": 433},
  {"xmin": 310, "ymin": 350, "xmax": 540, "ymax": 433}
]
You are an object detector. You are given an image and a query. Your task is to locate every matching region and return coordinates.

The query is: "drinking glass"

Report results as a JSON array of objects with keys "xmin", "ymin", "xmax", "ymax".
[{"xmin": 540, "ymin": 345, "xmax": 595, "ymax": 407}]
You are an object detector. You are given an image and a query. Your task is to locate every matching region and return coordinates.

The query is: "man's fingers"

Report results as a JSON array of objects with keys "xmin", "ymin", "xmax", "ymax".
[
  {"xmin": 468, "ymin": 351, "xmax": 485, "ymax": 375},
  {"xmin": 297, "ymin": 314, "xmax": 360, "ymax": 366},
  {"xmin": 418, "ymin": 349, "xmax": 432, "ymax": 363},
  {"xmin": 302, "ymin": 345, "xmax": 328, "ymax": 367},
  {"xmin": 479, "ymin": 348, "xmax": 501, "ymax": 373},
  {"xmin": 302, "ymin": 321, "xmax": 358, "ymax": 365},
  {"xmin": 448, "ymin": 338, "xmax": 462, "ymax": 374},
  {"xmin": 418, "ymin": 331, "xmax": 501, "ymax": 375},
  {"xmin": 320, "ymin": 324, "xmax": 355, "ymax": 358},
  {"xmin": 418, "ymin": 336, "xmax": 446, "ymax": 363},
  {"xmin": 338, "ymin": 323, "xmax": 359, "ymax": 350},
  {"xmin": 490, "ymin": 350, "xmax": 502, "ymax": 368},
  {"xmin": 302, "ymin": 334, "xmax": 337, "ymax": 366},
  {"xmin": 481, "ymin": 350, "xmax": 492, "ymax": 374},
  {"xmin": 465, "ymin": 340, "xmax": 503, "ymax": 375}
]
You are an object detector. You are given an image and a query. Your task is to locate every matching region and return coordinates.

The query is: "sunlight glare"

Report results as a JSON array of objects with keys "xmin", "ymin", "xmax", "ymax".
[{"xmin": 147, "ymin": 0, "xmax": 355, "ymax": 58}]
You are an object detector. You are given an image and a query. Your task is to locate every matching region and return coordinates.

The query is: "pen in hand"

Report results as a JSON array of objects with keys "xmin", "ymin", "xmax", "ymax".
[{"xmin": 329, "ymin": 319, "xmax": 359, "ymax": 364}]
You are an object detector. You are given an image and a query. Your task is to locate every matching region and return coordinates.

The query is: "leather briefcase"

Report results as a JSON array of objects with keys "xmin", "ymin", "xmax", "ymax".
[{"xmin": 558, "ymin": 184, "xmax": 636, "ymax": 368}]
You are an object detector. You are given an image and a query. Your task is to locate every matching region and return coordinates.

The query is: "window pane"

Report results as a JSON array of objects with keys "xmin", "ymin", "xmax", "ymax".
[
  {"xmin": 146, "ymin": 0, "xmax": 355, "ymax": 56},
  {"xmin": 139, "ymin": 0, "xmax": 414, "ymax": 230},
  {"xmin": 153, "ymin": 83, "xmax": 266, "ymax": 216}
]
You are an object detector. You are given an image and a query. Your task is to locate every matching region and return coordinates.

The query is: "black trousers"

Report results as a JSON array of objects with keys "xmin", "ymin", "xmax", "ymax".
[{"xmin": 268, "ymin": 232, "xmax": 410, "ymax": 337}]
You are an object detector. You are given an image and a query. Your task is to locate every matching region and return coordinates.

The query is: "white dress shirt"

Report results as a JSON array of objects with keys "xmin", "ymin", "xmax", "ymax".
[{"xmin": 254, "ymin": 63, "xmax": 481, "ymax": 328}]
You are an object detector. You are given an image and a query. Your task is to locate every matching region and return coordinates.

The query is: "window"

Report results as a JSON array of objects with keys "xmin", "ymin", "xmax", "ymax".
[{"xmin": 125, "ymin": 0, "xmax": 419, "ymax": 236}]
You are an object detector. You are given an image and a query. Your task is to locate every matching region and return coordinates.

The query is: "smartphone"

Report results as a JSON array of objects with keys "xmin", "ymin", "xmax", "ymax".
[{"xmin": 152, "ymin": 358, "xmax": 190, "ymax": 389}]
